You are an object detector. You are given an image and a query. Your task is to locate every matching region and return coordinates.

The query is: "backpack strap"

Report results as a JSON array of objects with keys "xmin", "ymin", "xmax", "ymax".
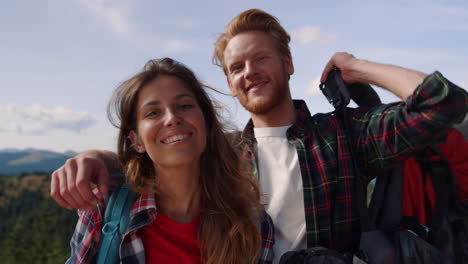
[
  {"xmin": 368, "ymin": 165, "xmax": 404, "ymax": 232},
  {"xmin": 338, "ymin": 106, "xmax": 370, "ymax": 231},
  {"xmin": 97, "ymin": 180, "xmax": 138, "ymax": 264},
  {"xmin": 319, "ymin": 68, "xmax": 370, "ymax": 247},
  {"xmin": 415, "ymin": 138, "xmax": 468, "ymax": 264},
  {"xmin": 420, "ymin": 144, "xmax": 451, "ymax": 231}
]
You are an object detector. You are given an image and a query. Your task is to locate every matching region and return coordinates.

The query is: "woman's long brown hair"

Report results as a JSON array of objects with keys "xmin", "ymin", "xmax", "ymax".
[{"xmin": 107, "ymin": 58, "xmax": 262, "ymax": 264}]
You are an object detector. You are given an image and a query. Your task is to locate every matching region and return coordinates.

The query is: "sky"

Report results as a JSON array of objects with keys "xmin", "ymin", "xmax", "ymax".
[{"xmin": 1, "ymin": 0, "xmax": 467, "ymax": 153}]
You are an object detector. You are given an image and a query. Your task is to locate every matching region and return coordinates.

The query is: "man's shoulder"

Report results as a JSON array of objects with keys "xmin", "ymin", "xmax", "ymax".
[
  {"xmin": 300, "ymin": 109, "xmax": 337, "ymax": 130},
  {"xmin": 310, "ymin": 111, "xmax": 335, "ymax": 120},
  {"xmin": 292, "ymin": 99, "xmax": 336, "ymax": 125}
]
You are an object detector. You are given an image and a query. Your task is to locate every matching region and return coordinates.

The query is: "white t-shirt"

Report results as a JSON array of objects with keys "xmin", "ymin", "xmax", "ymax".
[{"xmin": 254, "ymin": 125, "xmax": 307, "ymax": 264}]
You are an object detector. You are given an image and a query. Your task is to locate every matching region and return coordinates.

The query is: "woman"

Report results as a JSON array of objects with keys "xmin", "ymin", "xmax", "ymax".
[{"xmin": 67, "ymin": 58, "xmax": 274, "ymax": 264}]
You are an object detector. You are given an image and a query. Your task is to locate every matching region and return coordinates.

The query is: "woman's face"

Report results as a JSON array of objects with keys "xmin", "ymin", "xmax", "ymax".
[{"xmin": 130, "ymin": 75, "xmax": 207, "ymax": 170}]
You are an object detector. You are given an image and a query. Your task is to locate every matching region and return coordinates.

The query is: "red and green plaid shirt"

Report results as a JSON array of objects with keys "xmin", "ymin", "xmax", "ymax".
[
  {"xmin": 67, "ymin": 190, "xmax": 275, "ymax": 263},
  {"xmin": 238, "ymin": 71, "xmax": 467, "ymax": 252}
]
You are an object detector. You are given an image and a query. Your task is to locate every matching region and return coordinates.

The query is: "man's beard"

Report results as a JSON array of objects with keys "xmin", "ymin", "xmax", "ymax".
[{"xmin": 237, "ymin": 84, "xmax": 288, "ymax": 115}]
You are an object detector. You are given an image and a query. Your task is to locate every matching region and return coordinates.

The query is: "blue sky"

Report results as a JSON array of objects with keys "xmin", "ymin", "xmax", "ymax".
[{"xmin": 1, "ymin": 0, "xmax": 467, "ymax": 152}]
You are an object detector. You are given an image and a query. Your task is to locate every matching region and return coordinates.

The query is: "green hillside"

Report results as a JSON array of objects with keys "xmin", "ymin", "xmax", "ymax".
[{"xmin": 0, "ymin": 173, "xmax": 77, "ymax": 264}]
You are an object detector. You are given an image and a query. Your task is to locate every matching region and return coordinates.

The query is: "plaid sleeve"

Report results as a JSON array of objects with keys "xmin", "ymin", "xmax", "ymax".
[
  {"xmin": 66, "ymin": 192, "xmax": 105, "ymax": 264},
  {"xmin": 352, "ymin": 71, "xmax": 468, "ymax": 169},
  {"xmin": 257, "ymin": 210, "xmax": 275, "ymax": 264}
]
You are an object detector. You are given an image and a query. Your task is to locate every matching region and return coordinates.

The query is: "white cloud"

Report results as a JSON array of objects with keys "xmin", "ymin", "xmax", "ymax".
[
  {"xmin": 0, "ymin": 104, "xmax": 97, "ymax": 135},
  {"xmin": 76, "ymin": 0, "xmax": 195, "ymax": 54},
  {"xmin": 291, "ymin": 25, "xmax": 337, "ymax": 45},
  {"xmin": 306, "ymin": 77, "xmax": 323, "ymax": 96},
  {"xmin": 77, "ymin": 0, "xmax": 131, "ymax": 35}
]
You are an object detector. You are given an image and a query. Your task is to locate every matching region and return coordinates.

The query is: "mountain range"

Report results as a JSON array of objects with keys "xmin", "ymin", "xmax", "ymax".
[
  {"xmin": 0, "ymin": 118, "xmax": 466, "ymax": 176},
  {"xmin": 0, "ymin": 148, "xmax": 77, "ymax": 175}
]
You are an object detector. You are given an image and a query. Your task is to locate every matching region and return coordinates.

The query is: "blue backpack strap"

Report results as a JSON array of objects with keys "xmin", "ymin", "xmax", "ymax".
[{"xmin": 97, "ymin": 175, "xmax": 137, "ymax": 264}]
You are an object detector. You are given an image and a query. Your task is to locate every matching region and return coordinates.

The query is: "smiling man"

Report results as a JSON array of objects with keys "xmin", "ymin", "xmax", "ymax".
[
  {"xmin": 222, "ymin": 31, "xmax": 294, "ymax": 121},
  {"xmin": 51, "ymin": 9, "xmax": 468, "ymax": 263}
]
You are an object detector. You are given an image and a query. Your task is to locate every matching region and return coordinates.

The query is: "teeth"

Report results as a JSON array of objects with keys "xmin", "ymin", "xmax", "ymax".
[{"xmin": 164, "ymin": 134, "xmax": 190, "ymax": 144}]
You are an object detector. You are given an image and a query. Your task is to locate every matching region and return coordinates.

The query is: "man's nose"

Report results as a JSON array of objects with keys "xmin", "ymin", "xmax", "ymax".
[{"xmin": 244, "ymin": 61, "xmax": 259, "ymax": 80}]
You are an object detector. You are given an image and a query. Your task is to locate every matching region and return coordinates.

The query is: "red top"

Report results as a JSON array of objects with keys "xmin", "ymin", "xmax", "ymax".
[
  {"xmin": 140, "ymin": 211, "xmax": 202, "ymax": 264},
  {"xmin": 402, "ymin": 128, "xmax": 468, "ymax": 225}
]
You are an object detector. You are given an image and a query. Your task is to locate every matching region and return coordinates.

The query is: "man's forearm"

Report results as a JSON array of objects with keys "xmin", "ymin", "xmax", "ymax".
[
  {"xmin": 78, "ymin": 149, "xmax": 124, "ymax": 186},
  {"xmin": 75, "ymin": 149, "xmax": 122, "ymax": 174},
  {"xmin": 350, "ymin": 59, "xmax": 427, "ymax": 101},
  {"xmin": 93, "ymin": 150, "xmax": 121, "ymax": 175}
]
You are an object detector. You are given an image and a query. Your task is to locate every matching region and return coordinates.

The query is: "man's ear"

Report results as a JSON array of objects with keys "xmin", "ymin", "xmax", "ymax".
[
  {"xmin": 128, "ymin": 130, "xmax": 145, "ymax": 153},
  {"xmin": 227, "ymin": 77, "xmax": 237, "ymax": 97},
  {"xmin": 284, "ymin": 55, "xmax": 294, "ymax": 76}
]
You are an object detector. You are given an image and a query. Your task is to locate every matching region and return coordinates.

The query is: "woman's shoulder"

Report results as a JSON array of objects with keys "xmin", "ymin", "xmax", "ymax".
[{"xmin": 77, "ymin": 188, "xmax": 107, "ymax": 225}]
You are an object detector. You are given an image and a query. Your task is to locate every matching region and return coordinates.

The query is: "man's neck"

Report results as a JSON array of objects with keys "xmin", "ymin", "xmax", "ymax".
[{"xmin": 251, "ymin": 98, "xmax": 295, "ymax": 128}]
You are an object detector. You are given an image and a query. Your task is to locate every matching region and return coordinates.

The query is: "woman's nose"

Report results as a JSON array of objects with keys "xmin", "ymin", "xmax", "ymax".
[{"xmin": 163, "ymin": 109, "xmax": 181, "ymax": 127}]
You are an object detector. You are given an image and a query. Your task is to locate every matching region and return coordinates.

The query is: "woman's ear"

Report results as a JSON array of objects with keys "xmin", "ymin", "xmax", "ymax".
[{"xmin": 129, "ymin": 130, "xmax": 145, "ymax": 153}]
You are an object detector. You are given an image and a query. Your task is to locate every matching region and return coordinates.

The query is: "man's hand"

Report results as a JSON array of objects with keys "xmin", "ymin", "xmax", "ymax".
[
  {"xmin": 321, "ymin": 52, "xmax": 427, "ymax": 101},
  {"xmin": 50, "ymin": 150, "xmax": 118, "ymax": 210},
  {"xmin": 320, "ymin": 52, "xmax": 360, "ymax": 85}
]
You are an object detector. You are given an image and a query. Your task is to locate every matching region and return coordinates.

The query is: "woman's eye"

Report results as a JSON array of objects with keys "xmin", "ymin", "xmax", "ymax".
[
  {"xmin": 145, "ymin": 110, "xmax": 160, "ymax": 118},
  {"xmin": 179, "ymin": 104, "xmax": 194, "ymax": 110}
]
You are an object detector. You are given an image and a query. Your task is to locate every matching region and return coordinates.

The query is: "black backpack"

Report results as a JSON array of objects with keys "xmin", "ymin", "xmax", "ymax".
[
  {"xmin": 319, "ymin": 68, "xmax": 468, "ymax": 263},
  {"xmin": 279, "ymin": 247, "xmax": 355, "ymax": 264},
  {"xmin": 356, "ymin": 135, "xmax": 468, "ymax": 264}
]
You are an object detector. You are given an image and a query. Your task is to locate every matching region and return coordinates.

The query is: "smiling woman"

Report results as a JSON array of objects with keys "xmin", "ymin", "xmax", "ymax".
[
  {"xmin": 66, "ymin": 58, "xmax": 274, "ymax": 264},
  {"xmin": 128, "ymin": 75, "xmax": 207, "ymax": 175}
]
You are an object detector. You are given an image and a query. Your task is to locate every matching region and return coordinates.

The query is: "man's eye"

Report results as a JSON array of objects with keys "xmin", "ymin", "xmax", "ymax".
[{"xmin": 231, "ymin": 64, "xmax": 243, "ymax": 73}]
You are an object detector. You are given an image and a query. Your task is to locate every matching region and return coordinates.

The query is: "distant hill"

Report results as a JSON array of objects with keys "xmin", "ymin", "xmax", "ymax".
[{"xmin": 0, "ymin": 148, "xmax": 76, "ymax": 175}]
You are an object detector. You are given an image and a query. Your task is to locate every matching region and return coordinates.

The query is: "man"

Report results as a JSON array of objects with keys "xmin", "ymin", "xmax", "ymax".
[{"xmin": 51, "ymin": 9, "xmax": 467, "ymax": 262}]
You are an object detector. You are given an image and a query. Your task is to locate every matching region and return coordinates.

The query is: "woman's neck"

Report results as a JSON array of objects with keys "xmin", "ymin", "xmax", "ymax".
[{"xmin": 154, "ymin": 165, "xmax": 201, "ymax": 224}]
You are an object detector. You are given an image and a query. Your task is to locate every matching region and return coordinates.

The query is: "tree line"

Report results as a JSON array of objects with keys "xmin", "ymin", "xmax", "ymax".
[{"xmin": 0, "ymin": 174, "xmax": 77, "ymax": 264}]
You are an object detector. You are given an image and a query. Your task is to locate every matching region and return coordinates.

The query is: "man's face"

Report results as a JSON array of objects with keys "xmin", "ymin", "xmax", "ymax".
[{"xmin": 223, "ymin": 31, "xmax": 294, "ymax": 115}]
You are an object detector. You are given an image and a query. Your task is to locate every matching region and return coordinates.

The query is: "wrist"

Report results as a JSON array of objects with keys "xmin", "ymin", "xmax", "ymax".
[
  {"xmin": 346, "ymin": 59, "xmax": 371, "ymax": 84},
  {"xmin": 100, "ymin": 151, "xmax": 122, "ymax": 175}
]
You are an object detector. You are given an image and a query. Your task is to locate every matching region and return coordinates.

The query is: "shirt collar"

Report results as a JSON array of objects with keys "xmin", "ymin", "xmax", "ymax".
[
  {"xmin": 241, "ymin": 99, "xmax": 311, "ymax": 144},
  {"xmin": 131, "ymin": 193, "xmax": 157, "ymax": 215},
  {"xmin": 126, "ymin": 192, "xmax": 157, "ymax": 234}
]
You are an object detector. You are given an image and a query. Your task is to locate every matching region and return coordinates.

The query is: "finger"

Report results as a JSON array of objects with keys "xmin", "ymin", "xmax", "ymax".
[
  {"xmin": 50, "ymin": 169, "xmax": 73, "ymax": 210},
  {"xmin": 96, "ymin": 164, "xmax": 111, "ymax": 196},
  {"xmin": 320, "ymin": 55, "xmax": 337, "ymax": 83},
  {"xmin": 58, "ymin": 166, "xmax": 80, "ymax": 209},
  {"xmin": 75, "ymin": 160, "xmax": 99, "ymax": 208},
  {"xmin": 65, "ymin": 159, "xmax": 89, "ymax": 209},
  {"xmin": 62, "ymin": 159, "xmax": 82, "ymax": 208}
]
